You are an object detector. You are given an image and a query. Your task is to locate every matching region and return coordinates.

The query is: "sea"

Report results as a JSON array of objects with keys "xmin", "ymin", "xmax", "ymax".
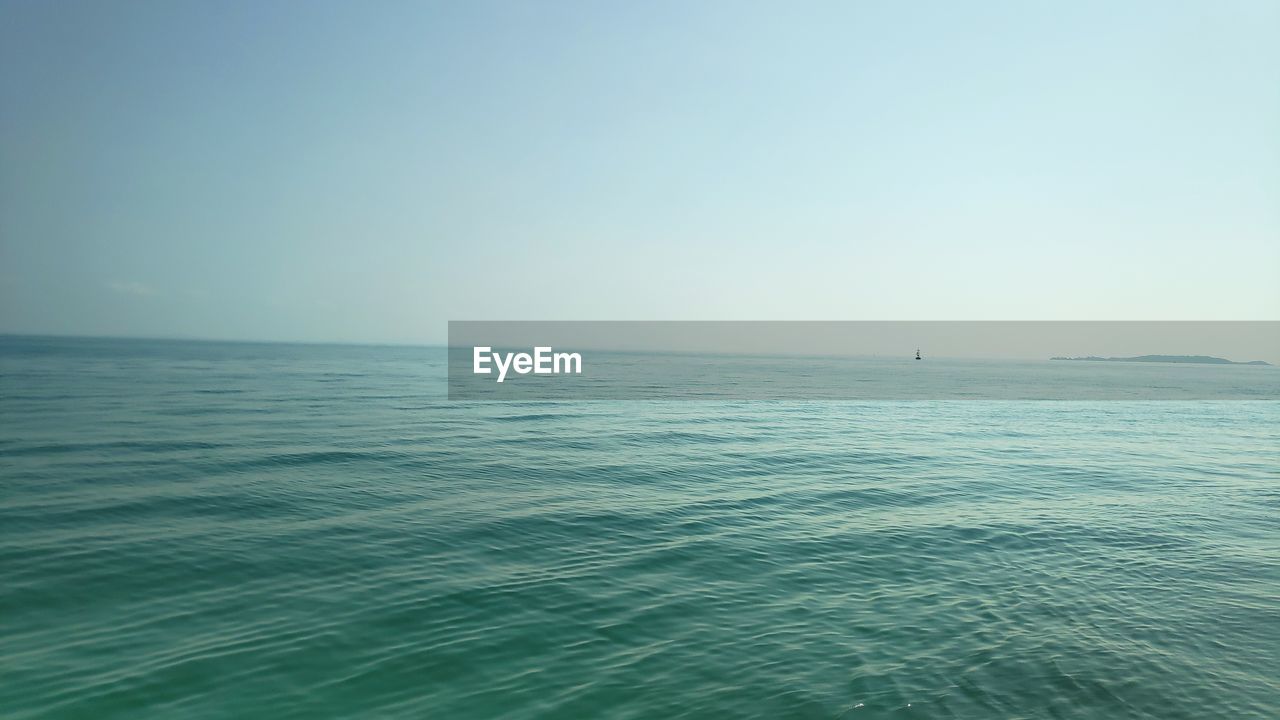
[{"xmin": 2, "ymin": 335, "xmax": 1278, "ymax": 719}]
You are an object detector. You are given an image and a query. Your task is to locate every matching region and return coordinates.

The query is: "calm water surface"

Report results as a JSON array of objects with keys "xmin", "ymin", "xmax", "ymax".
[{"xmin": 2, "ymin": 336, "xmax": 1278, "ymax": 719}]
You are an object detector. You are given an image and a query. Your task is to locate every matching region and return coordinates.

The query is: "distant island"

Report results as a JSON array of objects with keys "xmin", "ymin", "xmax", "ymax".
[{"xmin": 1051, "ymin": 355, "xmax": 1272, "ymax": 366}]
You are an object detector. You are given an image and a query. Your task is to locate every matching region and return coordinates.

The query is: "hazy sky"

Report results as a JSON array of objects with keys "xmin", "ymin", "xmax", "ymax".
[{"xmin": 2, "ymin": 0, "xmax": 1277, "ymax": 344}]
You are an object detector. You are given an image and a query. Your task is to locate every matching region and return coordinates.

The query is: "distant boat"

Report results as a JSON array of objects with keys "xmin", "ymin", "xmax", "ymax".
[{"xmin": 915, "ymin": 348, "xmax": 921, "ymax": 360}]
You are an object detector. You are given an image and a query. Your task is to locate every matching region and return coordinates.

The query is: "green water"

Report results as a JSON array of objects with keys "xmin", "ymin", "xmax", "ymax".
[{"xmin": 2, "ymin": 336, "xmax": 1278, "ymax": 718}]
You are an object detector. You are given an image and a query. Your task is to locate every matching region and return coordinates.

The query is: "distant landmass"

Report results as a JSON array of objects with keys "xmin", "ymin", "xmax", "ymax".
[{"xmin": 1051, "ymin": 355, "xmax": 1272, "ymax": 366}]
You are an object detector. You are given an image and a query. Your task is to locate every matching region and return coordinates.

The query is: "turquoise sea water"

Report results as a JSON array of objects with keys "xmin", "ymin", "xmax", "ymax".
[{"xmin": 2, "ymin": 336, "xmax": 1278, "ymax": 719}]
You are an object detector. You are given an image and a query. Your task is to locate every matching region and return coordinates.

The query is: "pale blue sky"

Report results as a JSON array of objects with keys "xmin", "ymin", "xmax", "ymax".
[{"xmin": 2, "ymin": 0, "xmax": 1277, "ymax": 343}]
